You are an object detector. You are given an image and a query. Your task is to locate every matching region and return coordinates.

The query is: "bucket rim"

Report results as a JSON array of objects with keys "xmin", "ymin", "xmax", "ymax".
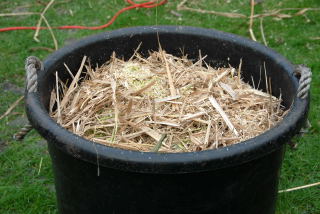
[{"xmin": 25, "ymin": 25, "xmax": 309, "ymax": 174}]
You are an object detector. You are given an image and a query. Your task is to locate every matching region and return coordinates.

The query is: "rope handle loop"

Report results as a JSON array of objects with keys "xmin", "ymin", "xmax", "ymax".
[
  {"xmin": 25, "ymin": 56, "xmax": 43, "ymax": 93},
  {"xmin": 15, "ymin": 56, "xmax": 43, "ymax": 140},
  {"xmin": 294, "ymin": 64, "xmax": 312, "ymax": 99}
]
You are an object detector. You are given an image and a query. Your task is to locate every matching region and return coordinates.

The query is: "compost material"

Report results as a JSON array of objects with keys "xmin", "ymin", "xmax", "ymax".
[{"xmin": 50, "ymin": 49, "xmax": 287, "ymax": 152}]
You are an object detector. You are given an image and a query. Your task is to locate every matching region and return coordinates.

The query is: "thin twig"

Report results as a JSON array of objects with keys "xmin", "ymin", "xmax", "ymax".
[
  {"xmin": 33, "ymin": 0, "xmax": 55, "ymax": 42},
  {"xmin": 146, "ymin": 121, "xmax": 180, "ymax": 127},
  {"xmin": 55, "ymin": 71, "xmax": 62, "ymax": 123},
  {"xmin": 204, "ymin": 118, "xmax": 212, "ymax": 145},
  {"xmin": 0, "ymin": 96, "xmax": 24, "ymax": 120},
  {"xmin": 177, "ymin": 0, "xmax": 188, "ymax": 9},
  {"xmin": 111, "ymin": 79, "xmax": 118, "ymax": 143},
  {"xmin": 29, "ymin": 46, "xmax": 55, "ymax": 52},
  {"xmin": 37, "ymin": 157, "xmax": 43, "ymax": 175},
  {"xmin": 260, "ymin": 18, "xmax": 268, "ymax": 46},
  {"xmin": 0, "ymin": 12, "xmax": 39, "ymax": 17},
  {"xmin": 249, "ymin": 0, "xmax": 257, "ymax": 41},
  {"xmin": 130, "ymin": 80, "xmax": 156, "ymax": 96},
  {"xmin": 254, "ymin": 7, "xmax": 320, "ymax": 19},
  {"xmin": 64, "ymin": 63, "xmax": 75, "ymax": 79},
  {"xmin": 41, "ymin": 14, "xmax": 58, "ymax": 50},
  {"xmin": 162, "ymin": 51, "xmax": 176, "ymax": 97},
  {"xmin": 238, "ymin": 59, "xmax": 242, "ymax": 84},
  {"xmin": 60, "ymin": 56, "xmax": 87, "ymax": 109},
  {"xmin": 219, "ymin": 82, "xmax": 237, "ymax": 100},
  {"xmin": 140, "ymin": 126, "xmax": 162, "ymax": 142},
  {"xmin": 278, "ymin": 182, "xmax": 320, "ymax": 193},
  {"xmin": 154, "ymin": 95, "xmax": 181, "ymax": 103},
  {"xmin": 177, "ymin": 1, "xmax": 320, "ymax": 20},
  {"xmin": 212, "ymin": 68, "xmax": 233, "ymax": 85},
  {"xmin": 182, "ymin": 112, "xmax": 206, "ymax": 121},
  {"xmin": 209, "ymin": 96, "xmax": 239, "ymax": 136},
  {"xmin": 310, "ymin": 36, "xmax": 320, "ymax": 40},
  {"xmin": 178, "ymin": 4, "xmax": 246, "ymax": 18}
]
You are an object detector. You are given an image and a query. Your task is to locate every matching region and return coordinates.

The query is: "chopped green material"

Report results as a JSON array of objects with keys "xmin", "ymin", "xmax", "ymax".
[{"xmin": 151, "ymin": 134, "xmax": 167, "ymax": 152}]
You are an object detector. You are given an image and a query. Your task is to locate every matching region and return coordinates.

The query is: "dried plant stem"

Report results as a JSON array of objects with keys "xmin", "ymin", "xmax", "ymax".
[
  {"xmin": 268, "ymin": 77, "xmax": 273, "ymax": 116},
  {"xmin": 33, "ymin": 0, "xmax": 55, "ymax": 42},
  {"xmin": 310, "ymin": 37, "xmax": 320, "ymax": 40},
  {"xmin": 254, "ymin": 7, "xmax": 320, "ymax": 19},
  {"xmin": 162, "ymin": 51, "xmax": 176, "ymax": 97},
  {"xmin": 177, "ymin": 0, "xmax": 319, "ymax": 20},
  {"xmin": 204, "ymin": 118, "xmax": 212, "ymax": 145},
  {"xmin": 155, "ymin": 95, "xmax": 181, "ymax": 103},
  {"xmin": 41, "ymin": 14, "xmax": 58, "ymax": 50},
  {"xmin": 209, "ymin": 96, "xmax": 239, "ymax": 136},
  {"xmin": 278, "ymin": 182, "xmax": 320, "ymax": 193},
  {"xmin": 60, "ymin": 56, "xmax": 87, "ymax": 109},
  {"xmin": 55, "ymin": 72, "xmax": 62, "ymax": 123},
  {"xmin": 177, "ymin": 1, "xmax": 246, "ymax": 18},
  {"xmin": 111, "ymin": 79, "xmax": 119, "ymax": 142},
  {"xmin": 212, "ymin": 68, "xmax": 233, "ymax": 85},
  {"xmin": 37, "ymin": 157, "xmax": 43, "ymax": 175},
  {"xmin": 29, "ymin": 46, "xmax": 55, "ymax": 52},
  {"xmin": 219, "ymin": 82, "xmax": 237, "ymax": 100},
  {"xmin": 0, "ymin": 96, "xmax": 24, "ymax": 120},
  {"xmin": 177, "ymin": 0, "xmax": 188, "ymax": 9},
  {"xmin": 260, "ymin": 18, "xmax": 268, "ymax": 46},
  {"xmin": 249, "ymin": 0, "xmax": 257, "ymax": 41},
  {"xmin": 0, "ymin": 12, "xmax": 39, "ymax": 17},
  {"xmin": 238, "ymin": 59, "xmax": 242, "ymax": 84},
  {"xmin": 64, "ymin": 63, "xmax": 75, "ymax": 79},
  {"xmin": 131, "ymin": 80, "xmax": 156, "ymax": 96},
  {"xmin": 182, "ymin": 112, "xmax": 206, "ymax": 121},
  {"xmin": 141, "ymin": 126, "xmax": 162, "ymax": 142}
]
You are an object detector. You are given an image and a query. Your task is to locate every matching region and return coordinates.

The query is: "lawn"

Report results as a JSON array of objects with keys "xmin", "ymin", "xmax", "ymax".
[{"xmin": 0, "ymin": 0, "xmax": 319, "ymax": 213}]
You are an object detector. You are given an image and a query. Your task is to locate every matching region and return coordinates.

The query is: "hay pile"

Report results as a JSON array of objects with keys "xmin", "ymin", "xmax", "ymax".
[{"xmin": 50, "ymin": 49, "xmax": 287, "ymax": 153}]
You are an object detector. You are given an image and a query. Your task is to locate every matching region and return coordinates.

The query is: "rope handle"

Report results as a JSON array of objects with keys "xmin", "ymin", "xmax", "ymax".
[
  {"xmin": 294, "ymin": 64, "xmax": 312, "ymax": 99},
  {"xmin": 25, "ymin": 56, "xmax": 43, "ymax": 93},
  {"xmin": 288, "ymin": 64, "xmax": 312, "ymax": 149},
  {"xmin": 14, "ymin": 56, "xmax": 43, "ymax": 140}
]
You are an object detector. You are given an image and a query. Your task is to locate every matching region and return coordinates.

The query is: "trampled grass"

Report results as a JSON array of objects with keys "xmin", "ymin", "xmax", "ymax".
[{"xmin": 0, "ymin": 0, "xmax": 319, "ymax": 213}]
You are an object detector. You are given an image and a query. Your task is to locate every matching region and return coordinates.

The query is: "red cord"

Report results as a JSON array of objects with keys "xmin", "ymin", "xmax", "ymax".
[{"xmin": 0, "ymin": 0, "xmax": 167, "ymax": 32}]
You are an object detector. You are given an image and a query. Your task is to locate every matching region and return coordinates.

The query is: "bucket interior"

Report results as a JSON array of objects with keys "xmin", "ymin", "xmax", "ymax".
[{"xmin": 39, "ymin": 27, "xmax": 296, "ymax": 112}]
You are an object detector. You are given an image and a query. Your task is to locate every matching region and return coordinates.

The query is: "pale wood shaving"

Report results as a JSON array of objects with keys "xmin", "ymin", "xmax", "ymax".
[
  {"xmin": 219, "ymin": 82, "xmax": 238, "ymax": 100},
  {"xmin": 155, "ymin": 95, "xmax": 181, "ymax": 103},
  {"xmin": 209, "ymin": 96, "xmax": 239, "ymax": 137}
]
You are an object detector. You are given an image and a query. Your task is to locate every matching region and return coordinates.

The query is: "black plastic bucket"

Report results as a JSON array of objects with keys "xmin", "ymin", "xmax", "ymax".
[{"xmin": 26, "ymin": 26, "xmax": 309, "ymax": 214}]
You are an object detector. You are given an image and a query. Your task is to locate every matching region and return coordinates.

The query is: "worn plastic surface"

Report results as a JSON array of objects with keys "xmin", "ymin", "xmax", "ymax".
[{"xmin": 26, "ymin": 26, "xmax": 309, "ymax": 214}]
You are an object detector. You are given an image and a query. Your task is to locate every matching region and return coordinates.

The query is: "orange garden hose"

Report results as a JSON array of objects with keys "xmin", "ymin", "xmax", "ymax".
[{"xmin": 0, "ymin": 0, "xmax": 167, "ymax": 32}]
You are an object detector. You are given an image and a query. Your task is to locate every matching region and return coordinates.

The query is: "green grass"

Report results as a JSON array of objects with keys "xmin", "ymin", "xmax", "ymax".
[{"xmin": 0, "ymin": 0, "xmax": 319, "ymax": 213}]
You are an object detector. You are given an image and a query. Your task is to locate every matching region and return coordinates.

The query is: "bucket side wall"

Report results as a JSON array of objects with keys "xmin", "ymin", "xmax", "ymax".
[{"xmin": 49, "ymin": 142, "xmax": 284, "ymax": 214}]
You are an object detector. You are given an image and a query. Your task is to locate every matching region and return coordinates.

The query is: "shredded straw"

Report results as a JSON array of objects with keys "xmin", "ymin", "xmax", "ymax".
[{"xmin": 50, "ymin": 49, "xmax": 287, "ymax": 153}]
